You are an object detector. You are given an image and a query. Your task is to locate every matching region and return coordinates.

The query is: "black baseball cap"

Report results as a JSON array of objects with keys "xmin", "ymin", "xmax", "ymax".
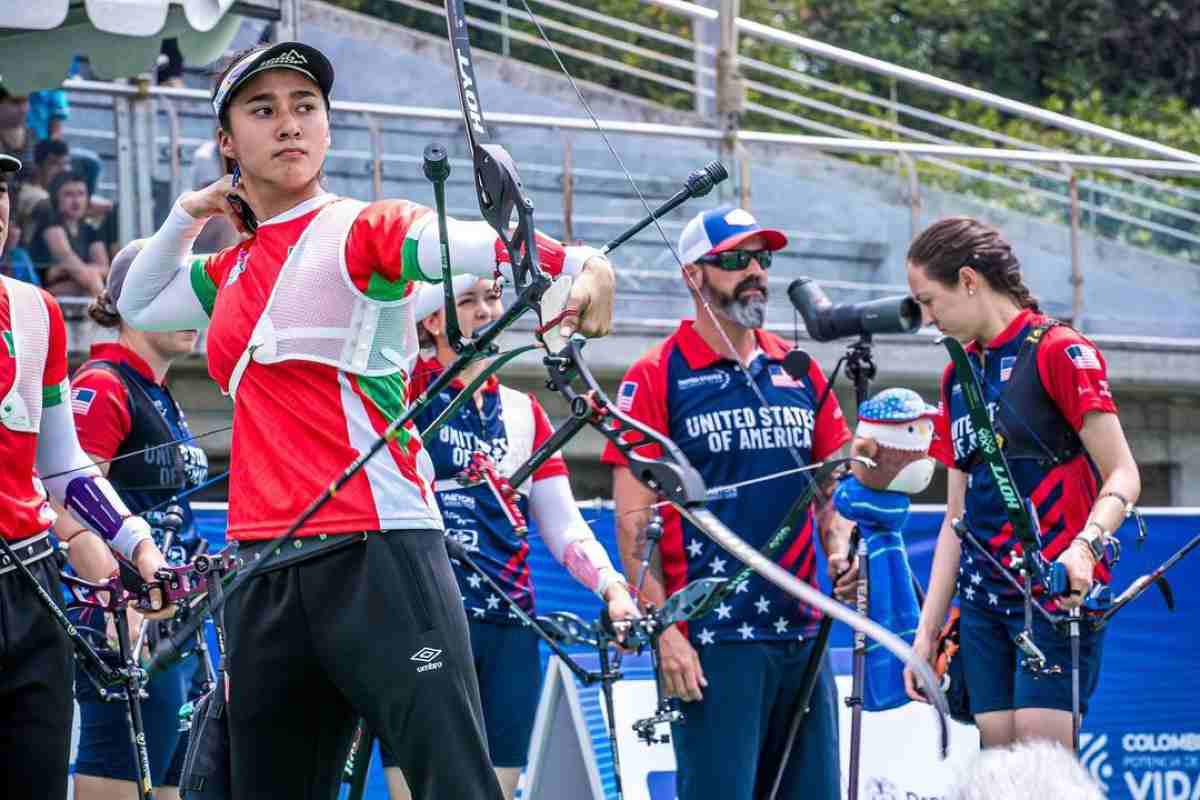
[
  {"xmin": 211, "ymin": 42, "xmax": 334, "ymax": 121},
  {"xmin": 0, "ymin": 154, "xmax": 20, "ymax": 173}
]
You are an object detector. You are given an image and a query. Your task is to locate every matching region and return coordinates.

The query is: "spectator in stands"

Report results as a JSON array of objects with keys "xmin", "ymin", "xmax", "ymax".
[
  {"xmin": 0, "ymin": 88, "xmax": 31, "ymax": 167},
  {"xmin": 0, "ymin": 153, "xmax": 37, "ymax": 284},
  {"xmin": 27, "ymin": 89, "xmax": 69, "ymax": 143},
  {"xmin": 29, "ymin": 170, "xmax": 108, "ymax": 296},
  {"xmin": 946, "ymin": 739, "xmax": 1103, "ymax": 800},
  {"xmin": 26, "ymin": 83, "xmax": 106, "ymax": 203},
  {"xmin": 15, "ymin": 138, "xmax": 70, "ymax": 246}
]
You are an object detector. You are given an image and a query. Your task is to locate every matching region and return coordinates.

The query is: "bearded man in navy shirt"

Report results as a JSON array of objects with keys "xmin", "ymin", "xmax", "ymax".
[{"xmin": 604, "ymin": 206, "xmax": 858, "ymax": 800}]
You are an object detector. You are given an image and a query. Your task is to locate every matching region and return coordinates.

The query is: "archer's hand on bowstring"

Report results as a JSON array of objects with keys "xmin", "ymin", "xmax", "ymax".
[
  {"xmin": 603, "ymin": 582, "xmax": 641, "ymax": 650},
  {"xmin": 559, "ymin": 255, "xmax": 615, "ymax": 338},
  {"xmin": 1054, "ymin": 538, "xmax": 1096, "ymax": 610},
  {"xmin": 180, "ymin": 174, "xmax": 254, "ymax": 237}
]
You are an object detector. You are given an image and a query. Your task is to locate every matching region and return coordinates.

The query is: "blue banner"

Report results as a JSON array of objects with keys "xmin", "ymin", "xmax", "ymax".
[{"xmin": 191, "ymin": 506, "xmax": 1200, "ymax": 800}]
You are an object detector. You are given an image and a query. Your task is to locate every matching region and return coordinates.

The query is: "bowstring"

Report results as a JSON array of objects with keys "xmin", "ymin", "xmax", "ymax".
[
  {"xmin": 511, "ymin": 1, "xmax": 823, "ymax": 488},
  {"xmin": 41, "ymin": 425, "xmax": 233, "ymax": 481}
]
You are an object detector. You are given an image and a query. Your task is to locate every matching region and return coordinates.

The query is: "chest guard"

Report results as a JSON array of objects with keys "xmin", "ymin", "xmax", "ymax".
[
  {"xmin": 92, "ymin": 361, "xmax": 188, "ymax": 491},
  {"xmin": 496, "ymin": 386, "xmax": 535, "ymax": 494},
  {"xmin": 227, "ymin": 198, "xmax": 420, "ymax": 398},
  {"xmin": 1, "ymin": 276, "xmax": 50, "ymax": 434},
  {"xmin": 964, "ymin": 321, "xmax": 1085, "ymax": 472},
  {"xmin": 433, "ymin": 385, "xmax": 537, "ymax": 496}
]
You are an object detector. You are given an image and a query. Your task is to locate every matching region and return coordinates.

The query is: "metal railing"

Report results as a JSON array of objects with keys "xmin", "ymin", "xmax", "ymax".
[
  {"xmin": 347, "ymin": 0, "xmax": 1200, "ymax": 261},
  {"xmin": 56, "ymin": 76, "xmax": 1200, "ymax": 337}
]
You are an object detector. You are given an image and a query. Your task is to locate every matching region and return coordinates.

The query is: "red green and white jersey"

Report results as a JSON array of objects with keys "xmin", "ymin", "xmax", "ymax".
[
  {"xmin": 0, "ymin": 282, "xmax": 68, "ymax": 540},
  {"xmin": 188, "ymin": 194, "xmax": 569, "ymax": 541}
]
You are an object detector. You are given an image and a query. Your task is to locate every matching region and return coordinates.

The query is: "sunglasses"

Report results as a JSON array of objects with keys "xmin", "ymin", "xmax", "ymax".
[{"xmin": 696, "ymin": 249, "xmax": 774, "ymax": 271}]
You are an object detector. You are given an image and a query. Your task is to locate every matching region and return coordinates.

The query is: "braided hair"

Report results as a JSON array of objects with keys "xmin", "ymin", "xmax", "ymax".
[{"xmin": 907, "ymin": 217, "xmax": 1039, "ymax": 311}]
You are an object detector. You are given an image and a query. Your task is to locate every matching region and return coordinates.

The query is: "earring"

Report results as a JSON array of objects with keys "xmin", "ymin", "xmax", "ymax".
[{"xmin": 968, "ymin": 289, "xmax": 975, "ymax": 296}]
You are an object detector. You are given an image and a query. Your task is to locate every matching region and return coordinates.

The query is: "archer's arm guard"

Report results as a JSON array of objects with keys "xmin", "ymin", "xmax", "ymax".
[{"xmin": 64, "ymin": 475, "xmax": 153, "ymax": 562}]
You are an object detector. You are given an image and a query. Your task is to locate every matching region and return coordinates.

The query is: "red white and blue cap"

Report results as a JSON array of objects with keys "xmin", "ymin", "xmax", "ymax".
[
  {"xmin": 677, "ymin": 205, "xmax": 788, "ymax": 265},
  {"xmin": 212, "ymin": 42, "xmax": 334, "ymax": 120},
  {"xmin": 857, "ymin": 387, "xmax": 938, "ymax": 451}
]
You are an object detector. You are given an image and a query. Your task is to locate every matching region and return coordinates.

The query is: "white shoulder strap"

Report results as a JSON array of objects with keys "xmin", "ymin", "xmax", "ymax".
[
  {"xmin": 497, "ymin": 384, "xmax": 536, "ymax": 494},
  {"xmin": 1, "ymin": 276, "xmax": 50, "ymax": 433}
]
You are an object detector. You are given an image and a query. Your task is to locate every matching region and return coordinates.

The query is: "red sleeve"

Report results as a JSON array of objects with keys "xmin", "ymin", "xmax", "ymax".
[
  {"xmin": 1036, "ymin": 328, "xmax": 1118, "ymax": 431},
  {"xmin": 345, "ymin": 199, "xmax": 431, "ymax": 290},
  {"xmin": 529, "ymin": 394, "xmax": 569, "ymax": 482},
  {"xmin": 344, "ymin": 200, "xmax": 568, "ymax": 292},
  {"xmin": 41, "ymin": 291, "xmax": 68, "ymax": 388},
  {"xmin": 807, "ymin": 357, "xmax": 852, "ymax": 461},
  {"xmin": 493, "ymin": 231, "xmax": 567, "ymax": 277},
  {"xmin": 70, "ymin": 366, "xmax": 132, "ymax": 461},
  {"xmin": 930, "ymin": 364, "xmax": 956, "ymax": 468},
  {"xmin": 600, "ymin": 350, "xmax": 671, "ymax": 467}
]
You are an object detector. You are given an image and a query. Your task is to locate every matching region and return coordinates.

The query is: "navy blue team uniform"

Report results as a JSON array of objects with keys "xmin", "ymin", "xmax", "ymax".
[
  {"xmin": 603, "ymin": 321, "xmax": 851, "ymax": 800},
  {"xmin": 380, "ymin": 355, "xmax": 570, "ymax": 769},
  {"xmin": 931, "ymin": 309, "xmax": 1116, "ymax": 716},
  {"xmin": 69, "ymin": 342, "xmax": 209, "ymax": 786}
]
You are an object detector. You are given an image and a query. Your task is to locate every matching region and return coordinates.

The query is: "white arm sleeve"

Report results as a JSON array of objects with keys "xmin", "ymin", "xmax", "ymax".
[
  {"xmin": 529, "ymin": 474, "xmax": 622, "ymax": 597},
  {"xmin": 118, "ymin": 201, "xmax": 211, "ymax": 331},
  {"xmin": 36, "ymin": 390, "xmax": 152, "ymax": 561},
  {"xmin": 35, "ymin": 390, "xmax": 102, "ymax": 500},
  {"xmin": 414, "ymin": 216, "xmax": 590, "ymax": 283}
]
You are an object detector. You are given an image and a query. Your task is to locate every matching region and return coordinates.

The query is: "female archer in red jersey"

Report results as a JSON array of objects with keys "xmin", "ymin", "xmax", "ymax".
[{"xmin": 118, "ymin": 42, "xmax": 616, "ymax": 799}]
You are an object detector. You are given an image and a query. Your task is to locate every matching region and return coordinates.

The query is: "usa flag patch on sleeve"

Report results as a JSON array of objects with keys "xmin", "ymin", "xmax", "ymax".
[
  {"xmin": 1065, "ymin": 343, "xmax": 1102, "ymax": 371},
  {"xmin": 617, "ymin": 380, "xmax": 638, "ymax": 412},
  {"xmin": 71, "ymin": 387, "xmax": 97, "ymax": 415},
  {"xmin": 769, "ymin": 363, "xmax": 802, "ymax": 388}
]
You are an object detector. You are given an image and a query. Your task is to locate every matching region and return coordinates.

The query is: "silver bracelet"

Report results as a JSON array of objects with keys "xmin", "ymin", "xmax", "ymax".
[{"xmin": 1097, "ymin": 491, "xmax": 1134, "ymax": 518}]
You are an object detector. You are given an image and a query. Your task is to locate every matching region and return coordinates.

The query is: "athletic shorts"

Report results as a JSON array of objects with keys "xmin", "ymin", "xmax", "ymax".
[
  {"xmin": 382, "ymin": 619, "xmax": 542, "ymax": 769},
  {"xmin": 958, "ymin": 600, "xmax": 1106, "ymax": 716},
  {"xmin": 75, "ymin": 653, "xmax": 197, "ymax": 785},
  {"xmin": 670, "ymin": 638, "xmax": 840, "ymax": 800}
]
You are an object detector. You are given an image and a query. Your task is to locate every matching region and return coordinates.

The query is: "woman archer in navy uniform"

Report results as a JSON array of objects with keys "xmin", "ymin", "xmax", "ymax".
[
  {"xmin": 66, "ymin": 241, "xmax": 209, "ymax": 800},
  {"xmin": 379, "ymin": 276, "xmax": 639, "ymax": 800},
  {"xmin": 903, "ymin": 217, "xmax": 1140, "ymax": 750}
]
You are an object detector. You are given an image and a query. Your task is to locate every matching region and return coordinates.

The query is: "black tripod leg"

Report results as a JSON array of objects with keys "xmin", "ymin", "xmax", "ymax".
[
  {"xmin": 113, "ymin": 608, "xmax": 155, "ymax": 800},
  {"xmin": 597, "ymin": 635, "xmax": 625, "ymax": 800},
  {"xmin": 846, "ymin": 535, "xmax": 869, "ymax": 800},
  {"xmin": 1069, "ymin": 607, "xmax": 1081, "ymax": 752}
]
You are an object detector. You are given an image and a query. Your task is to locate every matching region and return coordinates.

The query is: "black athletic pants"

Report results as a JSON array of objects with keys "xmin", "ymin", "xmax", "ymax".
[
  {"xmin": 0, "ymin": 557, "xmax": 75, "ymax": 800},
  {"xmin": 224, "ymin": 529, "xmax": 503, "ymax": 800}
]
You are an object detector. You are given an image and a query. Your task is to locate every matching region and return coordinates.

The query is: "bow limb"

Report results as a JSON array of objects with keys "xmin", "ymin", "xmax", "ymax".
[{"xmin": 445, "ymin": 0, "xmax": 542, "ymax": 291}]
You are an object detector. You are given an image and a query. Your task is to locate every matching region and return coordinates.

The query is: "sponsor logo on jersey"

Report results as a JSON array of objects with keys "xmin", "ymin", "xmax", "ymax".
[
  {"xmin": 617, "ymin": 380, "xmax": 638, "ymax": 412},
  {"xmin": 411, "ymin": 647, "xmax": 444, "ymax": 673},
  {"xmin": 71, "ymin": 387, "xmax": 97, "ymax": 415},
  {"xmin": 225, "ymin": 249, "xmax": 250, "ymax": 287},
  {"xmin": 1066, "ymin": 343, "xmax": 1101, "ymax": 370},
  {"xmin": 1000, "ymin": 355, "xmax": 1016, "ymax": 382},
  {"xmin": 677, "ymin": 372, "xmax": 730, "ymax": 392}
]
